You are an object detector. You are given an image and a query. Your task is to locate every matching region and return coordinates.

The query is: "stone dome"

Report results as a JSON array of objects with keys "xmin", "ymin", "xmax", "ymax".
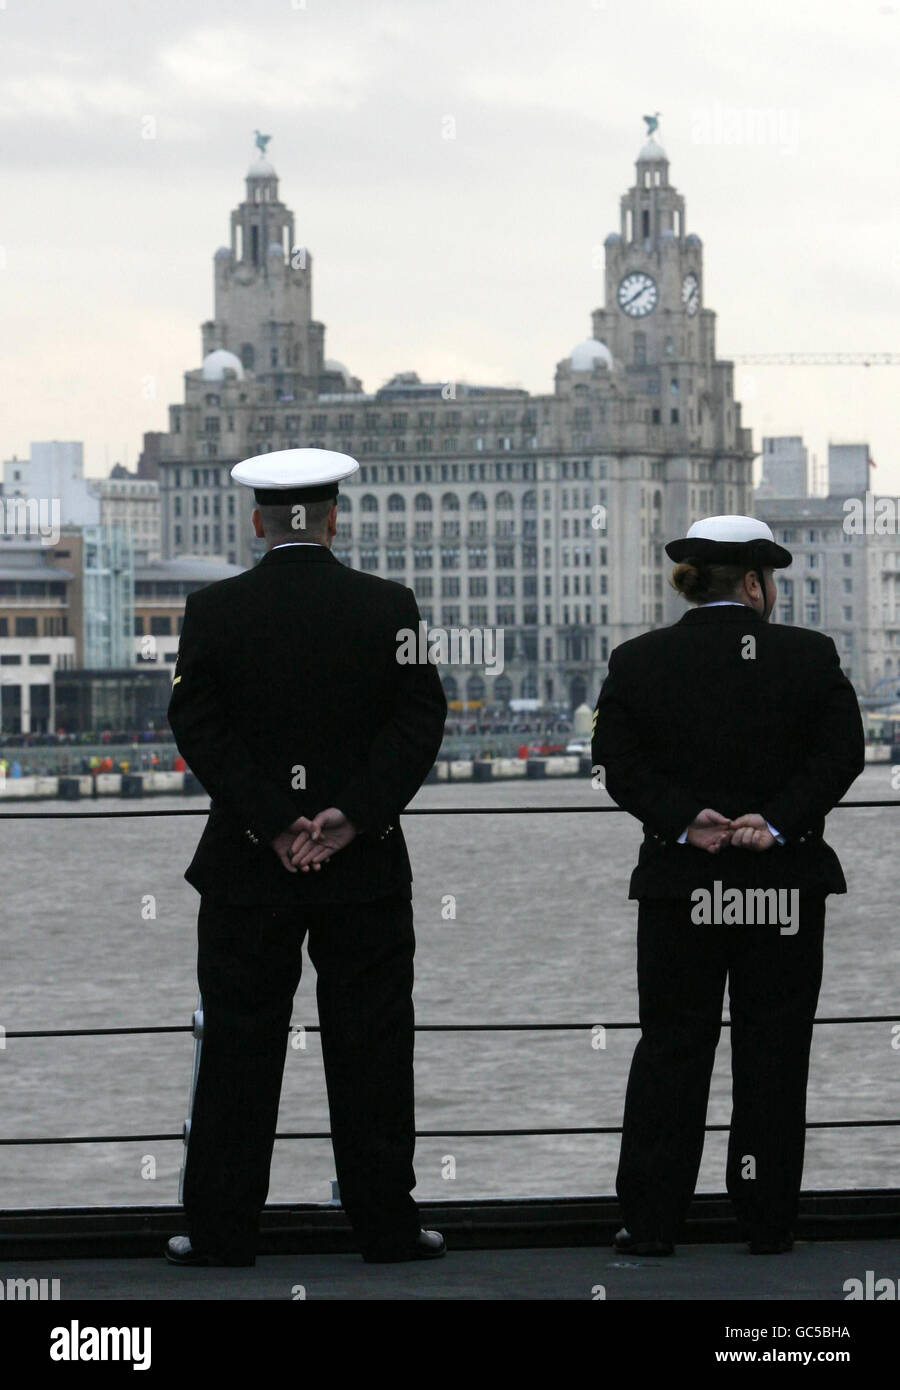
[
  {"xmin": 324, "ymin": 358, "xmax": 352, "ymax": 382},
  {"xmin": 604, "ymin": 231, "xmax": 622, "ymax": 245},
  {"xmin": 247, "ymin": 159, "xmax": 276, "ymax": 178},
  {"xmin": 570, "ymin": 339, "xmax": 613, "ymax": 372},
  {"xmin": 638, "ymin": 136, "xmax": 667, "ymax": 161},
  {"xmin": 214, "ymin": 246, "xmax": 232, "ymax": 260},
  {"xmin": 201, "ymin": 349, "xmax": 245, "ymax": 382},
  {"xmin": 267, "ymin": 241, "xmax": 284, "ymax": 258},
  {"xmin": 684, "ymin": 232, "xmax": 702, "ymax": 247}
]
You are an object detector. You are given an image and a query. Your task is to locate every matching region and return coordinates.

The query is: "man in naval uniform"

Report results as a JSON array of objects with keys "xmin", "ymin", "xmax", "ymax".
[
  {"xmin": 165, "ymin": 448, "xmax": 447, "ymax": 1266},
  {"xmin": 591, "ymin": 516, "xmax": 865, "ymax": 1256}
]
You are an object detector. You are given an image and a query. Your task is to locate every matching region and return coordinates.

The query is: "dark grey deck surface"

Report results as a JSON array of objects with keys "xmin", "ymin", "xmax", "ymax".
[{"xmin": 22, "ymin": 1238, "xmax": 900, "ymax": 1300}]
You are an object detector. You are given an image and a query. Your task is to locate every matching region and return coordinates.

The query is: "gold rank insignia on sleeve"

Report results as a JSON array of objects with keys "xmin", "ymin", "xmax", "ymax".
[
  {"xmin": 172, "ymin": 674, "xmax": 181, "ymax": 687},
  {"xmin": 592, "ymin": 705, "xmax": 598, "ymax": 734}
]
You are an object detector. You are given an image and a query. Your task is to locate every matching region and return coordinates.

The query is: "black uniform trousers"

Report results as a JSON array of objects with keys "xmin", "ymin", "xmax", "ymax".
[
  {"xmin": 616, "ymin": 892, "xmax": 826, "ymax": 1243},
  {"xmin": 183, "ymin": 893, "xmax": 420, "ymax": 1259}
]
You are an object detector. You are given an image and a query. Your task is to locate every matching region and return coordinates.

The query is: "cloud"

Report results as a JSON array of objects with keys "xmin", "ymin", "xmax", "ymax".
[
  {"xmin": 158, "ymin": 24, "xmax": 369, "ymax": 112},
  {"xmin": 0, "ymin": 71, "xmax": 145, "ymax": 120},
  {"xmin": 0, "ymin": 22, "xmax": 370, "ymax": 129}
]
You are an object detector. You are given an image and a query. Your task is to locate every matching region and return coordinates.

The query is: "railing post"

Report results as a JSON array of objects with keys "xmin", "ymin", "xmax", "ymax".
[{"xmin": 177, "ymin": 997, "xmax": 204, "ymax": 1205}]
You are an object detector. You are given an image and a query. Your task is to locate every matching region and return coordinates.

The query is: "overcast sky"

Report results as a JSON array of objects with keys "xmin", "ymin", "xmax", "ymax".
[{"xmin": 1, "ymin": 0, "xmax": 897, "ymax": 493}]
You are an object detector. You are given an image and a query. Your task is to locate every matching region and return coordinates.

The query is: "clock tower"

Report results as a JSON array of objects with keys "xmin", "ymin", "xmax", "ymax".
[
  {"xmin": 584, "ymin": 118, "xmax": 752, "ymax": 489},
  {"xmin": 547, "ymin": 116, "xmax": 755, "ymax": 686},
  {"xmin": 592, "ymin": 124, "xmax": 706, "ymax": 367}
]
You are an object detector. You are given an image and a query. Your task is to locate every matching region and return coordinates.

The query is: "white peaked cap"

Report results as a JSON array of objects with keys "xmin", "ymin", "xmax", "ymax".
[{"xmin": 231, "ymin": 448, "xmax": 359, "ymax": 496}]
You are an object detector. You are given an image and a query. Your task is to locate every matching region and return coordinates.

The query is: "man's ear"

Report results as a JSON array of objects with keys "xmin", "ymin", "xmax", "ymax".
[{"xmin": 252, "ymin": 507, "xmax": 264, "ymax": 538}]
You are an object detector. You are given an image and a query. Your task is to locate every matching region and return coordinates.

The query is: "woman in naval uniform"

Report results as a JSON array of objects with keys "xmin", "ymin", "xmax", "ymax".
[{"xmin": 591, "ymin": 515, "xmax": 865, "ymax": 1256}]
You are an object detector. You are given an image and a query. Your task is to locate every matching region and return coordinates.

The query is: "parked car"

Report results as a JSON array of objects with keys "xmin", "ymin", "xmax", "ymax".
[{"xmin": 565, "ymin": 739, "xmax": 589, "ymax": 755}]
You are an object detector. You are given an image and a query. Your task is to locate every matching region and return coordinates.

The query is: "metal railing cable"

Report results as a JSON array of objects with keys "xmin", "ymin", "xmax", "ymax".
[
  {"xmin": 3, "ymin": 1013, "xmax": 898, "ymax": 1042},
  {"xmin": 0, "ymin": 799, "xmax": 897, "ymax": 819},
  {"xmin": 1, "ymin": 798, "xmax": 898, "ymax": 1149},
  {"xmin": 2, "ymin": 1119, "xmax": 898, "ymax": 1147}
]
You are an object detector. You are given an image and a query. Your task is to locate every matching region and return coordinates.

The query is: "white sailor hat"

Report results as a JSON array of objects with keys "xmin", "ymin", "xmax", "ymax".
[
  {"xmin": 231, "ymin": 448, "xmax": 359, "ymax": 504},
  {"xmin": 665, "ymin": 515, "xmax": 792, "ymax": 567}
]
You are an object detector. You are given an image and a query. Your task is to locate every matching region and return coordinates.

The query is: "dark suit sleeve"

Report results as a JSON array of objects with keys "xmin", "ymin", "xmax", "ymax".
[
  {"xmin": 759, "ymin": 638, "xmax": 865, "ymax": 841},
  {"xmin": 332, "ymin": 586, "xmax": 447, "ymax": 837},
  {"xmin": 167, "ymin": 592, "xmax": 300, "ymax": 846},
  {"xmin": 591, "ymin": 644, "xmax": 706, "ymax": 842}
]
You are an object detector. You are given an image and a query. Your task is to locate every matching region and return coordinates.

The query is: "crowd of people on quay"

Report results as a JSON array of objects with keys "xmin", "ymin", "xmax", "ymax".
[{"xmin": 0, "ymin": 728, "xmax": 186, "ymax": 778}]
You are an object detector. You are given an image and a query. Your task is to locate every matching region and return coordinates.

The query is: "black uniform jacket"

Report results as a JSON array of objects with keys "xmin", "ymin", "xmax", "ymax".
[
  {"xmin": 168, "ymin": 543, "xmax": 447, "ymax": 905},
  {"xmin": 591, "ymin": 603, "xmax": 865, "ymax": 899}
]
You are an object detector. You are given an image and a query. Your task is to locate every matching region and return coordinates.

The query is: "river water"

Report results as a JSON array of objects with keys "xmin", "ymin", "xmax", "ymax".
[{"xmin": 1, "ymin": 765, "xmax": 897, "ymax": 1210}]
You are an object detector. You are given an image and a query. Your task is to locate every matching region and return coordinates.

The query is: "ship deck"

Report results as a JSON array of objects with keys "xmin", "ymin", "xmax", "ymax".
[
  {"xmin": 4, "ymin": 1192, "xmax": 899, "ymax": 1303},
  {"xmin": 28, "ymin": 1236, "xmax": 900, "ymax": 1302}
]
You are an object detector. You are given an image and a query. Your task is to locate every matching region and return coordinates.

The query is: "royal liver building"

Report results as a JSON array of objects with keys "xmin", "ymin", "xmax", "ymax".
[{"xmin": 157, "ymin": 124, "xmax": 753, "ymax": 709}]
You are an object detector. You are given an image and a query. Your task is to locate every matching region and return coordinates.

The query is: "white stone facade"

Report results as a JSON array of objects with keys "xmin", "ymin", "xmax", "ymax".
[{"xmin": 156, "ymin": 133, "xmax": 756, "ymax": 709}]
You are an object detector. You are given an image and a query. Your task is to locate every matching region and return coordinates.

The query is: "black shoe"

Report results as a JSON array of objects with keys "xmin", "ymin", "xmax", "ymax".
[
  {"xmin": 613, "ymin": 1227, "xmax": 675, "ymax": 1257},
  {"xmin": 362, "ymin": 1228, "xmax": 446, "ymax": 1264},
  {"xmin": 165, "ymin": 1235, "xmax": 255, "ymax": 1267},
  {"xmin": 748, "ymin": 1233, "xmax": 794, "ymax": 1255}
]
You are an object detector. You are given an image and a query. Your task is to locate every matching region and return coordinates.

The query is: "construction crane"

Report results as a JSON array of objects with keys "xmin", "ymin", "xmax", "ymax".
[{"xmin": 730, "ymin": 354, "xmax": 900, "ymax": 366}]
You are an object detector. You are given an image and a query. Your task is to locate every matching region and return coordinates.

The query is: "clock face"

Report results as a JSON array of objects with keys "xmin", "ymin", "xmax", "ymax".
[
  {"xmin": 682, "ymin": 272, "xmax": 700, "ymax": 316},
  {"xmin": 617, "ymin": 271, "xmax": 658, "ymax": 317}
]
